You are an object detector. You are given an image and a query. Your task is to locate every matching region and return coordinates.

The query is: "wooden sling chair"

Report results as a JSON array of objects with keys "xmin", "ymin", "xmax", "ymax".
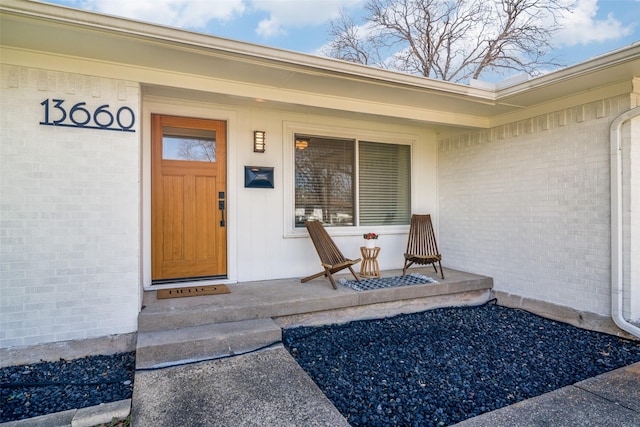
[
  {"xmin": 301, "ymin": 220, "xmax": 362, "ymax": 289},
  {"xmin": 403, "ymin": 214, "xmax": 445, "ymax": 279}
]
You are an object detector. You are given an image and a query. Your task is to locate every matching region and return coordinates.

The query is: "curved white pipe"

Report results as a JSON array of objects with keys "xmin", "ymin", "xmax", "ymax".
[{"xmin": 610, "ymin": 106, "xmax": 640, "ymax": 339}]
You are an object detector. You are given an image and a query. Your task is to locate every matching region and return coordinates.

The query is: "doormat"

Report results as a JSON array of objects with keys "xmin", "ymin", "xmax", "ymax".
[
  {"xmin": 338, "ymin": 273, "xmax": 438, "ymax": 292},
  {"xmin": 157, "ymin": 284, "xmax": 230, "ymax": 299}
]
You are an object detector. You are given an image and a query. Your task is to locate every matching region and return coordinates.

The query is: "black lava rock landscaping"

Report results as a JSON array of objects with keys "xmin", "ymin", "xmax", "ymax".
[
  {"xmin": 283, "ymin": 302, "xmax": 640, "ymax": 427},
  {"xmin": 1, "ymin": 352, "xmax": 135, "ymax": 423}
]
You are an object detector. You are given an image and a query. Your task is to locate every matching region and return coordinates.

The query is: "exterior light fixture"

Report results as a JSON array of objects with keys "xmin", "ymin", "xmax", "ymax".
[
  {"xmin": 295, "ymin": 138, "xmax": 309, "ymax": 150},
  {"xmin": 254, "ymin": 131, "xmax": 266, "ymax": 153}
]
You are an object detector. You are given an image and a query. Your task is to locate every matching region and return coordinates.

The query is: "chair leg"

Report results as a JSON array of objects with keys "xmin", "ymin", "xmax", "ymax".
[
  {"xmin": 438, "ymin": 260, "xmax": 444, "ymax": 279},
  {"xmin": 402, "ymin": 260, "xmax": 411, "ymax": 276},
  {"xmin": 301, "ymin": 270, "xmax": 328, "ymax": 283},
  {"xmin": 347, "ymin": 266, "xmax": 360, "ymax": 282},
  {"xmin": 325, "ymin": 269, "xmax": 338, "ymax": 290}
]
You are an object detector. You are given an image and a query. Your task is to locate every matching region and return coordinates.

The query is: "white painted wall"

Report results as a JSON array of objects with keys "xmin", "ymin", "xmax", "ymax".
[
  {"xmin": 142, "ymin": 96, "xmax": 439, "ymax": 286},
  {"xmin": 0, "ymin": 65, "xmax": 141, "ymax": 348},
  {"xmin": 438, "ymin": 95, "xmax": 634, "ymax": 317}
]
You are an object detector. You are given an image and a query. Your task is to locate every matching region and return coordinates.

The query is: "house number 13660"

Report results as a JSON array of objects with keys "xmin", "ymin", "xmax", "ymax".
[{"xmin": 40, "ymin": 99, "xmax": 136, "ymax": 132}]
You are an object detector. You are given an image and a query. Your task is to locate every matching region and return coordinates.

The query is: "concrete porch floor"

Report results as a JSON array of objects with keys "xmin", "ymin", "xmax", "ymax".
[{"xmin": 139, "ymin": 267, "xmax": 493, "ymax": 330}]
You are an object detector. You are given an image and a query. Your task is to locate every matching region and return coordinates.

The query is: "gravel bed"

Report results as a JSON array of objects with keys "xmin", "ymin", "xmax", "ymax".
[
  {"xmin": 3, "ymin": 303, "xmax": 639, "ymax": 425},
  {"xmin": 283, "ymin": 302, "xmax": 640, "ymax": 427},
  {"xmin": 1, "ymin": 352, "xmax": 135, "ymax": 423}
]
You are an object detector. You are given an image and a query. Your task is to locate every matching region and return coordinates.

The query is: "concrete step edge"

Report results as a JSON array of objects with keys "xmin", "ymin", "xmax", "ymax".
[
  {"xmin": 135, "ymin": 318, "xmax": 282, "ymax": 370},
  {"xmin": 137, "ymin": 279, "xmax": 494, "ymax": 332}
]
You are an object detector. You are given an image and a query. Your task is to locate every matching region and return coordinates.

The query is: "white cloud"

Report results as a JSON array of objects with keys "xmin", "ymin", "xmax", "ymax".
[
  {"xmin": 75, "ymin": 0, "xmax": 365, "ymax": 39},
  {"xmin": 80, "ymin": 0, "xmax": 246, "ymax": 29},
  {"xmin": 251, "ymin": 0, "xmax": 365, "ymax": 38},
  {"xmin": 256, "ymin": 17, "xmax": 285, "ymax": 37},
  {"xmin": 556, "ymin": 0, "xmax": 634, "ymax": 46}
]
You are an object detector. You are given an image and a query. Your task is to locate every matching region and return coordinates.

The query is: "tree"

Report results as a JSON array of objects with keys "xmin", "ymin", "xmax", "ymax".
[{"xmin": 324, "ymin": 0, "xmax": 575, "ymax": 83}]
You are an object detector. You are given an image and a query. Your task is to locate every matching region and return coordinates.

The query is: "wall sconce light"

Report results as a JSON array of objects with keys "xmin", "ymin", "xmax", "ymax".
[{"xmin": 254, "ymin": 131, "xmax": 266, "ymax": 153}]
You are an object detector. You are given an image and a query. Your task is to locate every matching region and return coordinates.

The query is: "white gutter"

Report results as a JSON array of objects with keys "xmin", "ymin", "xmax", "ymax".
[{"xmin": 610, "ymin": 106, "xmax": 640, "ymax": 339}]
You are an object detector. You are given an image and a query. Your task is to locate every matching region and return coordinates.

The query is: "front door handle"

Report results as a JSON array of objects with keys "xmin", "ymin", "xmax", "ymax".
[{"xmin": 218, "ymin": 200, "xmax": 225, "ymax": 227}]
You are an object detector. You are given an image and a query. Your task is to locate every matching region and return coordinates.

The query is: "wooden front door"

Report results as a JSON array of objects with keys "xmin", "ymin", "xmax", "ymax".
[{"xmin": 151, "ymin": 114, "xmax": 227, "ymax": 282}]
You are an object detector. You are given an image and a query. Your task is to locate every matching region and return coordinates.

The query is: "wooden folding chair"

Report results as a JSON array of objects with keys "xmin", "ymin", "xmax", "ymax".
[
  {"xmin": 403, "ymin": 214, "xmax": 444, "ymax": 279},
  {"xmin": 301, "ymin": 220, "xmax": 361, "ymax": 289}
]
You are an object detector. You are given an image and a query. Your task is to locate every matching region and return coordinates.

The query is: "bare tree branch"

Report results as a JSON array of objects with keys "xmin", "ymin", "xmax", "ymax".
[
  {"xmin": 324, "ymin": 0, "xmax": 575, "ymax": 83},
  {"xmin": 325, "ymin": 9, "xmax": 388, "ymax": 68}
]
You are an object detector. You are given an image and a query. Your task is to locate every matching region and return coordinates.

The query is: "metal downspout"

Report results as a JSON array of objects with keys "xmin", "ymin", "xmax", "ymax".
[{"xmin": 610, "ymin": 106, "xmax": 640, "ymax": 339}]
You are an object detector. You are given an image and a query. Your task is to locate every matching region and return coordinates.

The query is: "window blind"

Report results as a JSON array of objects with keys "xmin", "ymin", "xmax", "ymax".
[{"xmin": 359, "ymin": 141, "xmax": 411, "ymax": 225}]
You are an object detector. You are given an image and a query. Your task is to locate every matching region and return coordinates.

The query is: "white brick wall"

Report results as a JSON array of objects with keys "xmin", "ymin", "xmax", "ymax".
[
  {"xmin": 0, "ymin": 65, "xmax": 141, "ymax": 348},
  {"xmin": 438, "ymin": 95, "xmax": 633, "ymax": 316}
]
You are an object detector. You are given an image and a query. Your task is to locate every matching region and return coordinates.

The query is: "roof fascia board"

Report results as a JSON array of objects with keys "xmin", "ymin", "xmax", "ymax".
[
  {"xmin": 0, "ymin": 0, "xmax": 496, "ymax": 102},
  {"xmin": 495, "ymin": 44, "xmax": 640, "ymax": 101},
  {"xmin": 2, "ymin": 46, "xmax": 490, "ymax": 128}
]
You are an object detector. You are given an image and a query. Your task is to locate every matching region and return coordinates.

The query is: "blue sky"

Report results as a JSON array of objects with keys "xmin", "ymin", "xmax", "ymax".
[{"xmin": 43, "ymin": 0, "xmax": 640, "ymax": 82}]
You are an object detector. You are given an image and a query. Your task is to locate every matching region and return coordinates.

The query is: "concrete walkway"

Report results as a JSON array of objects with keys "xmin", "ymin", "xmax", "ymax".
[
  {"xmin": 454, "ymin": 361, "xmax": 640, "ymax": 426},
  {"xmin": 131, "ymin": 346, "xmax": 349, "ymax": 426},
  {"xmin": 130, "ymin": 353, "xmax": 640, "ymax": 427}
]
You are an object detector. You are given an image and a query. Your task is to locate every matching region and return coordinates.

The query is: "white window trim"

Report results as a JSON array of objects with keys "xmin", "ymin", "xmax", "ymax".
[{"xmin": 283, "ymin": 121, "xmax": 417, "ymax": 238}]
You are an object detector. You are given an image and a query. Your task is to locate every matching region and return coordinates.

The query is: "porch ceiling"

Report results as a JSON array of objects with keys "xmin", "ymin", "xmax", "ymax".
[{"xmin": 2, "ymin": 0, "xmax": 639, "ymax": 131}]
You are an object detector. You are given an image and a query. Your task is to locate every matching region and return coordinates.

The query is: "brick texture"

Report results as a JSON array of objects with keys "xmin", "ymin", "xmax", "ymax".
[
  {"xmin": 438, "ymin": 95, "xmax": 634, "ymax": 317},
  {"xmin": 0, "ymin": 65, "xmax": 141, "ymax": 348}
]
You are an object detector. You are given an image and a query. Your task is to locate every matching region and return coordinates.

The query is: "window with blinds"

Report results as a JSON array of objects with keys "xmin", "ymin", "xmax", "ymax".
[
  {"xmin": 359, "ymin": 141, "xmax": 411, "ymax": 225},
  {"xmin": 294, "ymin": 134, "xmax": 411, "ymax": 227}
]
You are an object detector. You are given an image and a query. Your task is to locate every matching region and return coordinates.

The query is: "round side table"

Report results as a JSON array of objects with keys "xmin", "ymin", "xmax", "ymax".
[{"xmin": 360, "ymin": 246, "xmax": 381, "ymax": 278}]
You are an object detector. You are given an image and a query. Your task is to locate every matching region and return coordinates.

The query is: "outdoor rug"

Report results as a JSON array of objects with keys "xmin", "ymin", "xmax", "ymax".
[{"xmin": 338, "ymin": 273, "xmax": 438, "ymax": 292}]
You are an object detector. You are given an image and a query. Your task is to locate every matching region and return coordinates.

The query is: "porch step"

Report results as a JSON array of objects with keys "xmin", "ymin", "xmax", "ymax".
[{"xmin": 135, "ymin": 318, "xmax": 282, "ymax": 370}]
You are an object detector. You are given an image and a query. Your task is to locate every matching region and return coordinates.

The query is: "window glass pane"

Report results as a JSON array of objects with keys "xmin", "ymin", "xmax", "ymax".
[
  {"xmin": 162, "ymin": 126, "xmax": 216, "ymax": 162},
  {"xmin": 295, "ymin": 135, "xmax": 355, "ymax": 227},
  {"xmin": 359, "ymin": 141, "xmax": 411, "ymax": 225}
]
